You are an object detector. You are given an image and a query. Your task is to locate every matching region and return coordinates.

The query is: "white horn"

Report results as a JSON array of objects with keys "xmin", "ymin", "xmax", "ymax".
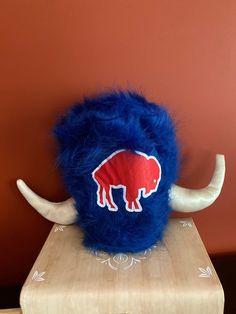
[
  {"xmin": 170, "ymin": 154, "xmax": 225, "ymax": 212},
  {"xmin": 16, "ymin": 179, "xmax": 77, "ymax": 224}
]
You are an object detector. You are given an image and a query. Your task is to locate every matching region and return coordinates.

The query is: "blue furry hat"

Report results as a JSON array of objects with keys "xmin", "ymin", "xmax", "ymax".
[{"xmin": 54, "ymin": 91, "xmax": 179, "ymax": 253}]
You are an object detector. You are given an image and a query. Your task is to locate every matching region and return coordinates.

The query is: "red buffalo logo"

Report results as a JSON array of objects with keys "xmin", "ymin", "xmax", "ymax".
[{"xmin": 92, "ymin": 150, "xmax": 161, "ymax": 212}]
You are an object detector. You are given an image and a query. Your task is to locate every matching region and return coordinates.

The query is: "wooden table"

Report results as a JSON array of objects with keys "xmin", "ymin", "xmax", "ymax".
[{"xmin": 20, "ymin": 218, "xmax": 224, "ymax": 314}]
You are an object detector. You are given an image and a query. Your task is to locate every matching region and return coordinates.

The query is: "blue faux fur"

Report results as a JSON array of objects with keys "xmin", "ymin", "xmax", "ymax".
[{"xmin": 54, "ymin": 91, "xmax": 179, "ymax": 253}]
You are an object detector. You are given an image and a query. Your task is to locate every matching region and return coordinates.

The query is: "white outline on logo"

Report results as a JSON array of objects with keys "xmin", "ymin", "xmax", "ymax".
[{"xmin": 92, "ymin": 150, "xmax": 162, "ymax": 212}]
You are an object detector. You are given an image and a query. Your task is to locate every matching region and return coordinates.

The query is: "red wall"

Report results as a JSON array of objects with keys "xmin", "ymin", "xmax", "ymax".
[{"xmin": 1, "ymin": 0, "xmax": 236, "ymax": 286}]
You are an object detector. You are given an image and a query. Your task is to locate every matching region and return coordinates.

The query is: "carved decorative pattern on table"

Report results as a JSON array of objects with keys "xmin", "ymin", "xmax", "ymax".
[
  {"xmin": 54, "ymin": 225, "xmax": 67, "ymax": 232},
  {"xmin": 93, "ymin": 246, "xmax": 157, "ymax": 270},
  {"xmin": 32, "ymin": 271, "xmax": 46, "ymax": 281},
  {"xmin": 179, "ymin": 220, "xmax": 192, "ymax": 227},
  {"xmin": 198, "ymin": 266, "xmax": 212, "ymax": 278}
]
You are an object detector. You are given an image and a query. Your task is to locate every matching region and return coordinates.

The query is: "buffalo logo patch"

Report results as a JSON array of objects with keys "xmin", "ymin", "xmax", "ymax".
[{"xmin": 92, "ymin": 150, "xmax": 161, "ymax": 212}]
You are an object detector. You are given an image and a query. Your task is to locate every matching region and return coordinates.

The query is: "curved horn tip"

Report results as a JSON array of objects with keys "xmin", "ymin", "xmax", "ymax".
[
  {"xmin": 16, "ymin": 178, "xmax": 77, "ymax": 225},
  {"xmin": 216, "ymin": 153, "xmax": 225, "ymax": 159},
  {"xmin": 170, "ymin": 153, "xmax": 226, "ymax": 213},
  {"xmin": 16, "ymin": 179, "xmax": 31, "ymax": 195},
  {"xmin": 216, "ymin": 154, "xmax": 225, "ymax": 164},
  {"xmin": 16, "ymin": 178, "xmax": 24, "ymax": 187}
]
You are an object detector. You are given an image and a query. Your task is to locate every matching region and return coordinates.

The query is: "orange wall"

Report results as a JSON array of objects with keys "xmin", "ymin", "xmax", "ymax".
[{"xmin": 1, "ymin": 0, "xmax": 236, "ymax": 286}]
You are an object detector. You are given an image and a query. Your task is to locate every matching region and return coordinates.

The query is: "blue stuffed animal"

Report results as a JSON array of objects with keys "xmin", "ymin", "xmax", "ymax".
[{"xmin": 17, "ymin": 91, "xmax": 225, "ymax": 253}]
